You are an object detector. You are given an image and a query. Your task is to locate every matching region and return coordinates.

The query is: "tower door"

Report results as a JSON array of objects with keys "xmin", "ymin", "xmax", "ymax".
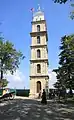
[{"xmin": 37, "ymin": 81, "xmax": 41, "ymax": 93}]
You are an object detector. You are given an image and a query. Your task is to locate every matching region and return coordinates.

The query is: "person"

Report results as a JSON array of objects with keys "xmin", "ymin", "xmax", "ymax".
[
  {"xmin": 38, "ymin": 90, "xmax": 41, "ymax": 99},
  {"xmin": 49, "ymin": 91, "xmax": 51, "ymax": 99},
  {"xmin": 52, "ymin": 90, "xmax": 55, "ymax": 99},
  {"xmin": 3, "ymin": 89, "xmax": 6, "ymax": 95},
  {"xmin": 41, "ymin": 89, "xmax": 47, "ymax": 104},
  {"xmin": 6, "ymin": 88, "xmax": 10, "ymax": 94}
]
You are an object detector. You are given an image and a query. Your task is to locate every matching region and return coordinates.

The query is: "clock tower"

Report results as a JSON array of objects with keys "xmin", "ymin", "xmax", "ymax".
[{"xmin": 29, "ymin": 6, "xmax": 49, "ymax": 98}]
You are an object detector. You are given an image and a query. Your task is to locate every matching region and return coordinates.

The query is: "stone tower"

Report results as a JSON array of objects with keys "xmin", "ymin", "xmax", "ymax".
[{"xmin": 29, "ymin": 6, "xmax": 49, "ymax": 98}]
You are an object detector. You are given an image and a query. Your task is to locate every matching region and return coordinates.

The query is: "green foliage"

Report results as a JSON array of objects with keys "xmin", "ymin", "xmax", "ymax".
[
  {"xmin": 53, "ymin": 34, "xmax": 74, "ymax": 90},
  {"xmin": 53, "ymin": 0, "xmax": 74, "ymax": 19},
  {"xmin": 0, "ymin": 79, "xmax": 9, "ymax": 88},
  {"xmin": 16, "ymin": 89, "xmax": 30, "ymax": 97},
  {"xmin": 70, "ymin": 3, "xmax": 74, "ymax": 19},
  {"xmin": 53, "ymin": 0, "xmax": 68, "ymax": 4},
  {"xmin": 0, "ymin": 37, "xmax": 25, "ymax": 80}
]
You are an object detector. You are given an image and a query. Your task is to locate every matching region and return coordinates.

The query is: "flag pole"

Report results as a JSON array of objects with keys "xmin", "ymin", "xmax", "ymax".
[
  {"xmin": 31, "ymin": 8, "xmax": 34, "ymax": 21},
  {"xmin": 32, "ymin": 11, "xmax": 33, "ymax": 21}
]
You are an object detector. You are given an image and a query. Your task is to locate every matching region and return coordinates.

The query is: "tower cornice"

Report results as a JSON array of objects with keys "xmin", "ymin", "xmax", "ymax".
[
  {"xmin": 30, "ymin": 44, "xmax": 47, "ymax": 48},
  {"xmin": 30, "ymin": 30, "xmax": 47, "ymax": 35},
  {"xmin": 30, "ymin": 59, "xmax": 49, "ymax": 65},
  {"xmin": 30, "ymin": 75, "xmax": 49, "ymax": 79},
  {"xmin": 30, "ymin": 31, "xmax": 48, "ymax": 41},
  {"xmin": 30, "ymin": 45, "xmax": 48, "ymax": 53},
  {"xmin": 30, "ymin": 59, "xmax": 48, "ymax": 62}
]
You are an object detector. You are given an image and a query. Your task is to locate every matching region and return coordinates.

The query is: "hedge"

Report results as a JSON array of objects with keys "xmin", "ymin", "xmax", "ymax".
[
  {"xmin": 16, "ymin": 89, "xmax": 30, "ymax": 97},
  {"xmin": 0, "ymin": 89, "xmax": 30, "ymax": 97}
]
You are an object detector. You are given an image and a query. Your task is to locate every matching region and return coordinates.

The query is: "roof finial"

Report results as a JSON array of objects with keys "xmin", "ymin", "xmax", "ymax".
[{"xmin": 37, "ymin": 4, "xmax": 41, "ymax": 11}]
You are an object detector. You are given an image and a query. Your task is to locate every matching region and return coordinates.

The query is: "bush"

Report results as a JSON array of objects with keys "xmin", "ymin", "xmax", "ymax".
[
  {"xmin": 16, "ymin": 89, "xmax": 30, "ymax": 97},
  {"xmin": 0, "ymin": 89, "xmax": 3, "ymax": 96}
]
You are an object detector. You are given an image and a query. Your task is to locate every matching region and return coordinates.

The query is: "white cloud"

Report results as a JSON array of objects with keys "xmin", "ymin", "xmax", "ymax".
[
  {"xmin": 48, "ymin": 69, "xmax": 57, "ymax": 89},
  {"xmin": 4, "ymin": 70, "xmax": 25, "ymax": 89},
  {"xmin": 4, "ymin": 68, "xmax": 57, "ymax": 89}
]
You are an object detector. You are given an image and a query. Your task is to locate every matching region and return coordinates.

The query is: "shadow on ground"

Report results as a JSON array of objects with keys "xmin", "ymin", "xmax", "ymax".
[{"xmin": 0, "ymin": 99, "xmax": 74, "ymax": 120}]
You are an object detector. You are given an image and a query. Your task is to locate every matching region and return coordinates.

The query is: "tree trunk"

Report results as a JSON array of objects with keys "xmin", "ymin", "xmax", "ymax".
[
  {"xmin": 0, "ymin": 60, "xmax": 3, "ymax": 89},
  {"xmin": 0, "ymin": 70, "xmax": 3, "ymax": 89},
  {"xmin": 1, "ymin": 70, "xmax": 3, "ymax": 79},
  {"xmin": 0, "ymin": 59, "xmax": 3, "ymax": 80}
]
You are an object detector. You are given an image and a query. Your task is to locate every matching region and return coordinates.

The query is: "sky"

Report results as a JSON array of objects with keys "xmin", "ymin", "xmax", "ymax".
[{"xmin": 0, "ymin": 0, "xmax": 74, "ymax": 89}]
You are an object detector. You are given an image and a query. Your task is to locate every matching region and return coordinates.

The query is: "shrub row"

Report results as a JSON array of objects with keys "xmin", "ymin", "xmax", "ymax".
[
  {"xmin": 0, "ymin": 89, "xmax": 30, "ymax": 97},
  {"xmin": 16, "ymin": 89, "xmax": 30, "ymax": 97}
]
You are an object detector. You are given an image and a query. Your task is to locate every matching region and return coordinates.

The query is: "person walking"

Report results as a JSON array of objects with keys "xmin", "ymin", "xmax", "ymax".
[{"xmin": 41, "ymin": 89, "xmax": 47, "ymax": 104}]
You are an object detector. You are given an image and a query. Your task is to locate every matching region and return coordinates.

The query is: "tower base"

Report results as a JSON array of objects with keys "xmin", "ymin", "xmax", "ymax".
[{"xmin": 29, "ymin": 93, "xmax": 39, "ymax": 99}]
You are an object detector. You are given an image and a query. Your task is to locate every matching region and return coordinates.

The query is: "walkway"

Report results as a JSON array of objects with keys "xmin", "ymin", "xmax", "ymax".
[{"xmin": 0, "ymin": 97, "xmax": 74, "ymax": 120}]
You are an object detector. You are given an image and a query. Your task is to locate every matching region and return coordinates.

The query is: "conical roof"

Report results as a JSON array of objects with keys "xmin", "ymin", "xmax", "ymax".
[
  {"xmin": 33, "ymin": 10, "xmax": 44, "ymax": 17},
  {"xmin": 33, "ymin": 5, "xmax": 44, "ymax": 17},
  {"xmin": 33, "ymin": 5, "xmax": 45, "ymax": 21}
]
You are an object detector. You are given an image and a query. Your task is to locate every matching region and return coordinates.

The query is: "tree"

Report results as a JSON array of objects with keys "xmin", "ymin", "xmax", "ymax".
[
  {"xmin": 53, "ymin": 34, "xmax": 74, "ymax": 92},
  {"xmin": 0, "ymin": 79, "xmax": 9, "ymax": 88},
  {"xmin": 53, "ymin": 67, "xmax": 65, "ymax": 89},
  {"xmin": 53, "ymin": 0, "xmax": 68, "ymax": 4},
  {"xmin": 53, "ymin": 0, "xmax": 74, "ymax": 19},
  {"xmin": 70, "ymin": 3, "xmax": 74, "ymax": 19},
  {"xmin": 0, "ymin": 37, "xmax": 25, "ymax": 82}
]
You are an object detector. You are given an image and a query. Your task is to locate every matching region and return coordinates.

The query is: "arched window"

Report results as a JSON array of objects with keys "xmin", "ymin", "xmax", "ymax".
[
  {"xmin": 37, "ymin": 81, "xmax": 41, "ymax": 93},
  {"xmin": 37, "ymin": 36, "xmax": 40, "ymax": 44},
  {"xmin": 37, "ymin": 64, "xmax": 41, "ymax": 73},
  {"xmin": 37, "ymin": 25, "xmax": 40, "ymax": 32},
  {"xmin": 37, "ymin": 49, "xmax": 40, "ymax": 58}
]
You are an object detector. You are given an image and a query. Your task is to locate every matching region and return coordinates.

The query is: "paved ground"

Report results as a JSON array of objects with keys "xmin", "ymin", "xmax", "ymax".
[{"xmin": 0, "ymin": 98, "xmax": 74, "ymax": 120}]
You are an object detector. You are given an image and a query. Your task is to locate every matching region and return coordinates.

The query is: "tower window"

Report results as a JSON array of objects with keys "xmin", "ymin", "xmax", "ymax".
[
  {"xmin": 37, "ymin": 25, "xmax": 40, "ymax": 32},
  {"xmin": 37, "ymin": 64, "xmax": 41, "ymax": 73},
  {"xmin": 37, "ymin": 81, "xmax": 41, "ymax": 93},
  {"xmin": 37, "ymin": 36, "xmax": 40, "ymax": 44},
  {"xmin": 37, "ymin": 49, "xmax": 41, "ymax": 58}
]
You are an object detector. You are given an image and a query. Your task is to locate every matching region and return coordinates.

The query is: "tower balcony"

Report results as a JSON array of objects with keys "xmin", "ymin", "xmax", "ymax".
[
  {"xmin": 30, "ymin": 75, "xmax": 49, "ymax": 79},
  {"xmin": 30, "ymin": 59, "xmax": 49, "ymax": 65},
  {"xmin": 30, "ymin": 44, "xmax": 47, "ymax": 48},
  {"xmin": 30, "ymin": 45, "xmax": 48, "ymax": 53},
  {"xmin": 30, "ymin": 31, "xmax": 48, "ymax": 41}
]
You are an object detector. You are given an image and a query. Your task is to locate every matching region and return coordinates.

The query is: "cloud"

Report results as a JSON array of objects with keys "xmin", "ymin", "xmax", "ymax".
[
  {"xmin": 4, "ymin": 70, "xmax": 25, "ymax": 89},
  {"xmin": 4, "ymin": 68, "xmax": 57, "ymax": 89},
  {"xmin": 48, "ymin": 69, "xmax": 57, "ymax": 89}
]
